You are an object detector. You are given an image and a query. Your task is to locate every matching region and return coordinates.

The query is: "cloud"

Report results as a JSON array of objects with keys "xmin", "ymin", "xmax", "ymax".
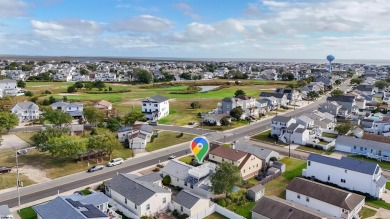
[
  {"xmin": 244, "ymin": 4, "xmax": 261, "ymax": 17},
  {"xmin": 262, "ymin": 0, "xmax": 288, "ymax": 8},
  {"xmin": 174, "ymin": 3, "xmax": 201, "ymax": 19},
  {"xmin": 0, "ymin": 0, "xmax": 29, "ymax": 17},
  {"xmin": 113, "ymin": 15, "xmax": 172, "ymax": 33}
]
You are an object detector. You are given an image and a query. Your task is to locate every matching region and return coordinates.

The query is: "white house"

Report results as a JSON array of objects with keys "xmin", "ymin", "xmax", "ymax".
[
  {"xmin": 271, "ymin": 116, "xmax": 296, "ymax": 136},
  {"xmin": 95, "ymin": 72, "xmax": 117, "ymax": 82},
  {"xmin": 286, "ymin": 177, "xmax": 365, "ymax": 219},
  {"xmin": 117, "ymin": 125, "xmax": 153, "ymax": 149},
  {"xmin": 33, "ymin": 192, "xmax": 109, "ymax": 219},
  {"xmin": 11, "ymin": 101, "xmax": 40, "ymax": 123},
  {"xmin": 142, "ymin": 95, "xmax": 169, "ymax": 121},
  {"xmin": 0, "ymin": 79, "xmax": 21, "ymax": 97},
  {"xmin": 50, "ymin": 101, "xmax": 84, "ymax": 118},
  {"xmin": 172, "ymin": 190, "xmax": 210, "ymax": 217},
  {"xmin": 105, "ymin": 173, "xmax": 171, "ymax": 218},
  {"xmin": 303, "ymin": 153, "xmax": 387, "ymax": 198},
  {"xmin": 0, "ymin": 205, "xmax": 13, "ymax": 219}
]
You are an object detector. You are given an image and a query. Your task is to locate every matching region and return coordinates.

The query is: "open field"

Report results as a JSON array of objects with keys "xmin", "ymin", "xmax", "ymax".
[
  {"xmin": 0, "ymin": 172, "xmax": 36, "ymax": 190},
  {"xmin": 146, "ymin": 131, "xmax": 196, "ymax": 152},
  {"xmin": 14, "ymin": 132, "xmax": 36, "ymax": 145}
]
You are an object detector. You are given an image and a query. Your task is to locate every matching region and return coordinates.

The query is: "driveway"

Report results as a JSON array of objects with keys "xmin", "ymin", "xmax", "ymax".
[{"xmin": 0, "ymin": 134, "xmax": 30, "ymax": 150}]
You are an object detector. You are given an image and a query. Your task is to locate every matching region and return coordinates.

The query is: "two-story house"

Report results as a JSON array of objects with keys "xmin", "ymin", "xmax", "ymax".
[
  {"xmin": 117, "ymin": 124, "xmax": 153, "ymax": 147},
  {"xmin": 271, "ymin": 116, "xmax": 296, "ymax": 136},
  {"xmin": 259, "ymin": 92, "xmax": 288, "ymax": 106},
  {"xmin": 319, "ymin": 101, "xmax": 342, "ymax": 117},
  {"xmin": 50, "ymin": 101, "xmax": 84, "ymax": 119},
  {"xmin": 275, "ymin": 88, "xmax": 302, "ymax": 104},
  {"xmin": 142, "ymin": 95, "xmax": 169, "ymax": 121},
  {"xmin": 325, "ymin": 95, "xmax": 358, "ymax": 116},
  {"xmin": 0, "ymin": 79, "xmax": 21, "ymax": 98},
  {"xmin": 303, "ymin": 153, "xmax": 387, "ymax": 198},
  {"xmin": 105, "ymin": 173, "xmax": 171, "ymax": 218},
  {"xmin": 286, "ymin": 177, "xmax": 365, "ymax": 219},
  {"xmin": 220, "ymin": 95, "xmax": 257, "ymax": 118},
  {"xmin": 11, "ymin": 101, "xmax": 40, "ymax": 123},
  {"xmin": 209, "ymin": 146, "xmax": 262, "ymax": 180}
]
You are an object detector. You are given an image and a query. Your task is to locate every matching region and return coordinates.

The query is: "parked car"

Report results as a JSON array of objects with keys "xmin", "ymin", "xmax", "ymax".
[
  {"xmin": 0, "ymin": 167, "xmax": 12, "ymax": 174},
  {"xmin": 188, "ymin": 121, "xmax": 195, "ymax": 125},
  {"xmin": 168, "ymin": 155, "xmax": 176, "ymax": 160},
  {"xmin": 149, "ymin": 121, "xmax": 158, "ymax": 126},
  {"xmin": 17, "ymin": 149, "xmax": 27, "ymax": 155},
  {"xmin": 87, "ymin": 165, "xmax": 104, "ymax": 172},
  {"xmin": 107, "ymin": 158, "xmax": 124, "ymax": 167}
]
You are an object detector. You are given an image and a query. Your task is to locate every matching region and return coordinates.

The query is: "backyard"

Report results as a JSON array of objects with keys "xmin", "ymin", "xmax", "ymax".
[
  {"xmin": 204, "ymin": 212, "xmax": 228, "ymax": 219},
  {"xmin": 18, "ymin": 206, "xmax": 36, "ymax": 219},
  {"xmin": 145, "ymin": 131, "xmax": 195, "ymax": 152},
  {"xmin": 251, "ymin": 130, "xmax": 287, "ymax": 146}
]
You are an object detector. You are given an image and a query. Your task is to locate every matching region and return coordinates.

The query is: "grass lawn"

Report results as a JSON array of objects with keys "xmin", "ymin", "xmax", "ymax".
[
  {"xmin": 80, "ymin": 188, "xmax": 92, "ymax": 195},
  {"xmin": 264, "ymin": 157, "xmax": 306, "ymax": 198},
  {"xmin": 203, "ymin": 120, "xmax": 250, "ymax": 131},
  {"xmin": 251, "ymin": 130, "xmax": 287, "ymax": 146},
  {"xmin": 14, "ymin": 132, "xmax": 36, "ymax": 145},
  {"xmin": 386, "ymin": 182, "xmax": 390, "ymax": 190},
  {"xmin": 179, "ymin": 155, "xmax": 194, "ymax": 165},
  {"xmin": 359, "ymin": 207, "xmax": 377, "ymax": 218},
  {"xmin": 297, "ymin": 146, "xmax": 324, "ymax": 154},
  {"xmin": 18, "ymin": 206, "xmax": 37, "ymax": 219},
  {"xmin": 244, "ymin": 177, "xmax": 259, "ymax": 189},
  {"xmin": 348, "ymin": 155, "xmax": 390, "ymax": 171},
  {"xmin": 365, "ymin": 198, "xmax": 390, "ymax": 210},
  {"xmin": 0, "ymin": 172, "xmax": 36, "ymax": 190},
  {"xmin": 227, "ymin": 201, "xmax": 256, "ymax": 219},
  {"xmin": 204, "ymin": 212, "xmax": 228, "ymax": 219},
  {"xmin": 146, "ymin": 131, "xmax": 195, "ymax": 152},
  {"xmin": 322, "ymin": 132, "xmax": 338, "ymax": 138}
]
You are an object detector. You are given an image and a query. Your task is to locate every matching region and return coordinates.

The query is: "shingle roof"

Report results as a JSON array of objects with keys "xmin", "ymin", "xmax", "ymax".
[
  {"xmin": 51, "ymin": 101, "xmax": 83, "ymax": 108},
  {"xmin": 272, "ymin": 115, "xmax": 293, "ymax": 123},
  {"xmin": 72, "ymin": 192, "xmax": 110, "ymax": 207},
  {"xmin": 136, "ymin": 172, "xmax": 162, "ymax": 183},
  {"xmin": 259, "ymin": 92, "xmax": 285, "ymax": 98},
  {"xmin": 173, "ymin": 190, "xmax": 206, "ymax": 209},
  {"xmin": 286, "ymin": 178, "xmax": 365, "ymax": 211},
  {"xmin": 251, "ymin": 196, "xmax": 330, "ymax": 219},
  {"xmin": 234, "ymin": 143, "xmax": 277, "ymax": 160},
  {"xmin": 308, "ymin": 153, "xmax": 379, "ymax": 175},
  {"xmin": 337, "ymin": 135, "xmax": 390, "ymax": 153},
  {"xmin": 248, "ymin": 183, "xmax": 265, "ymax": 193},
  {"xmin": 0, "ymin": 205, "xmax": 11, "ymax": 217},
  {"xmin": 14, "ymin": 101, "xmax": 39, "ymax": 110},
  {"xmin": 106, "ymin": 173, "xmax": 170, "ymax": 205},
  {"xmin": 161, "ymin": 160, "xmax": 192, "ymax": 181},
  {"xmin": 222, "ymin": 97, "xmax": 232, "ymax": 102},
  {"xmin": 209, "ymin": 145, "xmax": 247, "ymax": 161},
  {"xmin": 143, "ymin": 95, "xmax": 169, "ymax": 103},
  {"xmin": 362, "ymin": 133, "xmax": 390, "ymax": 144},
  {"xmin": 376, "ymin": 175, "xmax": 387, "ymax": 188},
  {"xmin": 33, "ymin": 197, "xmax": 85, "ymax": 219},
  {"xmin": 326, "ymin": 95, "xmax": 355, "ymax": 103}
]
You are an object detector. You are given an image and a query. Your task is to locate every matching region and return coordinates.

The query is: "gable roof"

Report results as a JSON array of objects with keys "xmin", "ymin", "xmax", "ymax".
[
  {"xmin": 173, "ymin": 190, "xmax": 207, "ymax": 209},
  {"xmin": 51, "ymin": 101, "xmax": 83, "ymax": 108},
  {"xmin": 161, "ymin": 160, "xmax": 192, "ymax": 181},
  {"xmin": 362, "ymin": 133, "xmax": 390, "ymax": 144},
  {"xmin": 106, "ymin": 173, "xmax": 170, "ymax": 205},
  {"xmin": 326, "ymin": 95, "xmax": 355, "ymax": 103},
  {"xmin": 209, "ymin": 145, "xmax": 247, "ymax": 161},
  {"xmin": 251, "ymin": 196, "xmax": 330, "ymax": 219},
  {"xmin": 272, "ymin": 115, "xmax": 294, "ymax": 123},
  {"xmin": 286, "ymin": 178, "xmax": 365, "ymax": 211},
  {"xmin": 259, "ymin": 92, "xmax": 285, "ymax": 99},
  {"xmin": 308, "ymin": 153, "xmax": 379, "ymax": 175},
  {"xmin": 336, "ymin": 135, "xmax": 390, "ymax": 153},
  {"xmin": 14, "ymin": 101, "xmax": 39, "ymax": 110},
  {"xmin": 234, "ymin": 142, "xmax": 278, "ymax": 160},
  {"xmin": 136, "ymin": 172, "xmax": 162, "ymax": 183},
  {"xmin": 143, "ymin": 95, "xmax": 169, "ymax": 103}
]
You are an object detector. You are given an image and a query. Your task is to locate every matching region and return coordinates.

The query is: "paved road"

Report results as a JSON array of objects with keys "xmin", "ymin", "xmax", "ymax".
[{"xmin": 0, "ymin": 80, "xmax": 352, "ymax": 208}]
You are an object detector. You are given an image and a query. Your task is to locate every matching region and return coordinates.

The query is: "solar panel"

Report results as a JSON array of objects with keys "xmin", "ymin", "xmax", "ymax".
[{"xmin": 66, "ymin": 199, "xmax": 83, "ymax": 208}]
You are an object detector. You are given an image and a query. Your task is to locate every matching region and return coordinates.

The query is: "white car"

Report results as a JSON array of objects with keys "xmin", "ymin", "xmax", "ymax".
[
  {"xmin": 107, "ymin": 158, "xmax": 124, "ymax": 167},
  {"xmin": 168, "ymin": 155, "xmax": 176, "ymax": 160}
]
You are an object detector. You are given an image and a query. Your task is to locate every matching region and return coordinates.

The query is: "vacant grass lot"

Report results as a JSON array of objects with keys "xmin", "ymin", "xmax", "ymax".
[
  {"xmin": 297, "ymin": 146, "xmax": 324, "ymax": 154},
  {"xmin": 179, "ymin": 155, "xmax": 194, "ymax": 165},
  {"xmin": 322, "ymin": 132, "xmax": 338, "ymax": 138},
  {"xmin": 264, "ymin": 157, "xmax": 306, "ymax": 198},
  {"xmin": 146, "ymin": 131, "xmax": 195, "ymax": 152},
  {"xmin": 14, "ymin": 132, "xmax": 36, "ymax": 145},
  {"xmin": 0, "ymin": 172, "xmax": 35, "ymax": 190}
]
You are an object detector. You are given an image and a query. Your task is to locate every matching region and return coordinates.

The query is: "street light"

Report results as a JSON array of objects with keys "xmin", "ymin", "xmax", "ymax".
[{"xmin": 288, "ymin": 131, "xmax": 291, "ymax": 158}]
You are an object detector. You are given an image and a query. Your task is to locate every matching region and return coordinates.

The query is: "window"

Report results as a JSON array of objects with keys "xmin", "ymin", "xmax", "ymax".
[
  {"xmin": 371, "ymin": 149, "xmax": 373, "ymax": 153},
  {"xmin": 184, "ymin": 182, "xmax": 187, "ymax": 186},
  {"xmin": 222, "ymin": 158, "xmax": 224, "ymax": 162},
  {"xmin": 181, "ymin": 206, "xmax": 183, "ymax": 212},
  {"xmin": 308, "ymin": 161, "xmax": 311, "ymax": 166},
  {"xmin": 345, "ymin": 170, "xmax": 347, "ymax": 173},
  {"xmin": 125, "ymin": 198, "xmax": 127, "ymax": 204},
  {"xmin": 360, "ymin": 147, "xmax": 363, "ymax": 151},
  {"xmin": 306, "ymin": 197, "xmax": 310, "ymax": 202},
  {"xmin": 341, "ymin": 179, "xmax": 346, "ymax": 183},
  {"xmin": 256, "ymin": 164, "xmax": 258, "ymax": 167},
  {"xmin": 328, "ymin": 175, "xmax": 330, "ymax": 181},
  {"xmin": 154, "ymin": 104, "xmax": 158, "ymax": 107},
  {"xmin": 143, "ymin": 104, "xmax": 146, "ymax": 106},
  {"xmin": 146, "ymin": 204, "xmax": 150, "ymax": 210},
  {"xmin": 135, "ymin": 204, "xmax": 137, "ymax": 209},
  {"xmin": 297, "ymin": 194, "xmax": 300, "ymax": 199},
  {"xmin": 212, "ymin": 155, "xmax": 215, "ymax": 158},
  {"xmin": 163, "ymin": 197, "xmax": 166, "ymax": 203},
  {"xmin": 190, "ymin": 185, "xmax": 193, "ymax": 189},
  {"xmin": 353, "ymin": 146, "xmax": 356, "ymax": 150}
]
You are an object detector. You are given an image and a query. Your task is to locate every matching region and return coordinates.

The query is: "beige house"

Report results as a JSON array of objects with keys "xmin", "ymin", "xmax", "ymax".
[
  {"xmin": 209, "ymin": 146, "xmax": 262, "ymax": 179},
  {"xmin": 94, "ymin": 100, "xmax": 113, "ymax": 110},
  {"xmin": 172, "ymin": 190, "xmax": 210, "ymax": 217}
]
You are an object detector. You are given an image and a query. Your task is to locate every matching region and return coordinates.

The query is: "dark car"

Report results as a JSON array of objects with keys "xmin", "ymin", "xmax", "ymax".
[
  {"xmin": 0, "ymin": 167, "xmax": 12, "ymax": 174},
  {"xmin": 149, "ymin": 121, "xmax": 158, "ymax": 126},
  {"xmin": 87, "ymin": 165, "xmax": 104, "ymax": 172}
]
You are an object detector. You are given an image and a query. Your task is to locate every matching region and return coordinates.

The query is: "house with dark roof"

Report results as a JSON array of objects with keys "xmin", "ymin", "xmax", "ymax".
[
  {"xmin": 354, "ymin": 84, "xmax": 375, "ymax": 95},
  {"xmin": 172, "ymin": 190, "xmax": 210, "ymax": 217},
  {"xmin": 117, "ymin": 124, "xmax": 153, "ymax": 148},
  {"xmin": 271, "ymin": 116, "xmax": 296, "ymax": 136},
  {"xmin": 11, "ymin": 101, "xmax": 40, "ymax": 123},
  {"xmin": 304, "ymin": 153, "xmax": 387, "ymax": 198},
  {"xmin": 220, "ymin": 95, "xmax": 258, "ymax": 118},
  {"xmin": 259, "ymin": 92, "xmax": 288, "ymax": 106},
  {"xmin": 105, "ymin": 173, "xmax": 171, "ymax": 218},
  {"xmin": 142, "ymin": 95, "xmax": 169, "ymax": 120},
  {"xmin": 33, "ymin": 193, "xmax": 109, "ymax": 219},
  {"xmin": 209, "ymin": 145, "xmax": 262, "ymax": 179},
  {"xmin": 275, "ymin": 88, "xmax": 302, "ymax": 104},
  {"xmin": 251, "ymin": 196, "xmax": 332, "ymax": 219},
  {"xmin": 286, "ymin": 177, "xmax": 365, "ymax": 219},
  {"xmin": 325, "ymin": 95, "xmax": 358, "ymax": 115}
]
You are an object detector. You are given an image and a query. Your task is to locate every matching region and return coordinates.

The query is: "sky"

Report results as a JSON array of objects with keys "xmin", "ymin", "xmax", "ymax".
[{"xmin": 0, "ymin": 0, "xmax": 390, "ymax": 59}]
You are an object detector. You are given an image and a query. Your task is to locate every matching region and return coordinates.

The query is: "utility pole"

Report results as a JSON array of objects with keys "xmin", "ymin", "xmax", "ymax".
[
  {"xmin": 289, "ymin": 131, "xmax": 291, "ymax": 158},
  {"xmin": 16, "ymin": 149, "xmax": 21, "ymax": 212}
]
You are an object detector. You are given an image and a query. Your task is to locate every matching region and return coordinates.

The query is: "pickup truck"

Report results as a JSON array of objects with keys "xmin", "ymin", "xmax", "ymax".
[{"xmin": 0, "ymin": 167, "xmax": 12, "ymax": 174}]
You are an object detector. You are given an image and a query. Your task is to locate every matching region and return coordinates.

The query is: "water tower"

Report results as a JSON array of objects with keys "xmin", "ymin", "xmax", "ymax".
[{"xmin": 326, "ymin": 55, "xmax": 335, "ymax": 72}]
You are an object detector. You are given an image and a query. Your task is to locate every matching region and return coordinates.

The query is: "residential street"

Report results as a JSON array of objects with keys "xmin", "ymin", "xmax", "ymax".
[{"xmin": 0, "ymin": 80, "xmax": 354, "ymax": 208}]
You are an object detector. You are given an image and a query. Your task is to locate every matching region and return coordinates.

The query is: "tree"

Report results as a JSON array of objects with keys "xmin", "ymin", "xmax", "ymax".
[
  {"xmin": 307, "ymin": 91, "xmax": 319, "ymax": 100},
  {"xmin": 230, "ymin": 107, "xmax": 244, "ymax": 120},
  {"xmin": 297, "ymin": 80, "xmax": 308, "ymax": 87},
  {"xmin": 108, "ymin": 86, "xmax": 112, "ymax": 91},
  {"xmin": 47, "ymin": 135, "xmax": 87, "ymax": 158},
  {"xmin": 331, "ymin": 89, "xmax": 344, "ymax": 97},
  {"xmin": 62, "ymin": 96, "xmax": 68, "ymax": 102},
  {"xmin": 17, "ymin": 80, "xmax": 26, "ymax": 88},
  {"xmin": 350, "ymin": 78, "xmax": 363, "ymax": 85},
  {"xmin": 162, "ymin": 175, "xmax": 171, "ymax": 185},
  {"xmin": 84, "ymin": 83, "xmax": 93, "ymax": 90},
  {"xmin": 93, "ymin": 81, "xmax": 106, "ymax": 89},
  {"xmin": 335, "ymin": 123, "xmax": 352, "ymax": 135},
  {"xmin": 133, "ymin": 68, "xmax": 153, "ymax": 83},
  {"xmin": 282, "ymin": 73, "xmax": 295, "ymax": 81},
  {"xmin": 67, "ymin": 85, "xmax": 77, "ymax": 93},
  {"xmin": 123, "ymin": 111, "xmax": 145, "ymax": 126},
  {"xmin": 33, "ymin": 128, "xmax": 66, "ymax": 151},
  {"xmin": 30, "ymin": 96, "xmax": 38, "ymax": 103},
  {"xmin": 375, "ymin": 80, "xmax": 389, "ymax": 90},
  {"xmin": 220, "ymin": 117, "xmax": 230, "ymax": 126},
  {"xmin": 0, "ymin": 112, "xmax": 19, "ymax": 132},
  {"xmin": 24, "ymin": 91, "xmax": 33, "ymax": 97},
  {"xmin": 49, "ymin": 96, "xmax": 56, "ymax": 104},
  {"xmin": 80, "ymin": 68, "xmax": 89, "ymax": 75},
  {"xmin": 74, "ymin": 81, "xmax": 84, "ymax": 89},
  {"xmin": 88, "ymin": 128, "xmax": 122, "ymax": 160},
  {"xmin": 106, "ymin": 117, "xmax": 121, "ymax": 131},
  {"xmin": 41, "ymin": 108, "xmax": 72, "ymax": 131},
  {"xmin": 234, "ymin": 89, "xmax": 246, "ymax": 97},
  {"xmin": 211, "ymin": 162, "xmax": 242, "ymax": 194},
  {"xmin": 179, "ymin": 73, "xmax": 192, "ymax": 80},
  {"xmin": 84, "ymin": 107, "xmax": 105, "ymax": 126},
  {"xmin": 190, "ymin": 101, "xmax": 202, "ymax": 109}
]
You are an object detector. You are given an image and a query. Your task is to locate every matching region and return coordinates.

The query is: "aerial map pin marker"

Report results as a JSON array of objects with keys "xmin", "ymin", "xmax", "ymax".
[{"xmin": 190, "ymin": 136, "xmax": 209, "ymax": 163}]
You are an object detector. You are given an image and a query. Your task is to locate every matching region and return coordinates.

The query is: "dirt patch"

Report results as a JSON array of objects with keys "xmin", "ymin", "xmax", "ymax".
[
  {"xmin": 58, "ymin": 93, "xmax": 80, "ymax": 96},
  {"xmin": 117, "ymin": 98, "xmax": 143, "ymax": 106},
  {"xmin": 14, "ymin": 165, "xmax": 51, "ymax": 183},
  {"xmin": 259, "ymin": 88, "xmax": 276, "ymax": 91}
]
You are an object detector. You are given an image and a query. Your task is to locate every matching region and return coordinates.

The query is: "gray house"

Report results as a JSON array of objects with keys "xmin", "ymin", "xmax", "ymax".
[
  {"xmin": 233, "ymin": 142, "xmax": 280, "ymax": 166},
  {"xmin": 318, "ymin": 101, "xmax": 342, "ymax": 117},
  {"xmin": 275, "ymin": 88, "xmax": 301, "ymax": 104},
  {"xmin": 259, "ymin": 92, "xmax": 288, "ymax": 106},
  {"xmin": 11, "ymin": 101, "xmax": 40, "ymax": 123},
  {"xmin": 247, "ymin": 184, "xmax": 265, "ymax": 202}
]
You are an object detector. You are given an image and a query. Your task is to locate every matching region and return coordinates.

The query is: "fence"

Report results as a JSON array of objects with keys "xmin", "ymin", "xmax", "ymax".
[
  {"xmin": 188, "ymin": 204, "xmax": 246, "ymax": 219},
  {"xmin": 259, "ymin": 171, "xmax": 282, "ymax": 185}
]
